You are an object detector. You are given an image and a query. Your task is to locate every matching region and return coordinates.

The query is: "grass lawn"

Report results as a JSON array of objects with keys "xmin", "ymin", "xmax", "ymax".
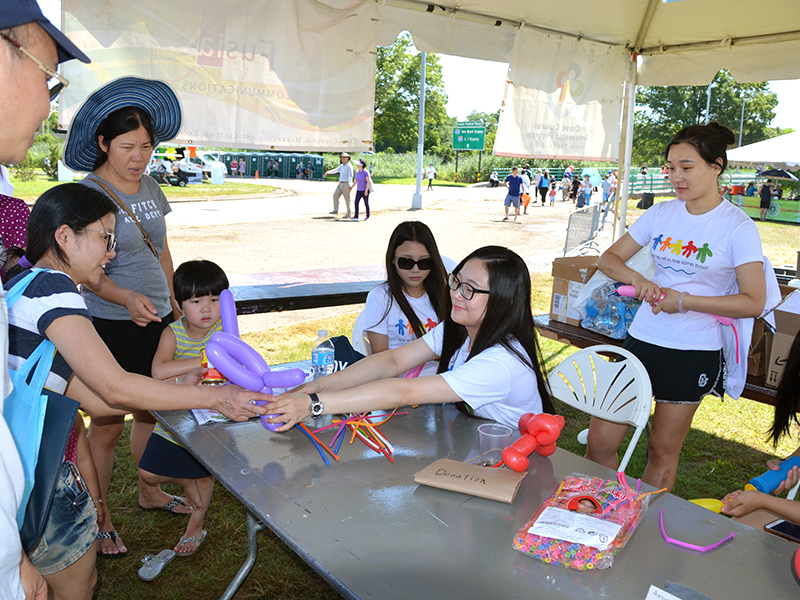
[
  {"xmin": 8, "ymin": 175, "xmax": 276, "ymax": 201},
  {"xmin": 93, "ymin": 271, "xmax": 800, "ymax": 599}
]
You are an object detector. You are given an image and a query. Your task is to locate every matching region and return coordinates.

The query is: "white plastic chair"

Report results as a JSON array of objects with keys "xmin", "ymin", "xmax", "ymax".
[
  {"xmin": 351, "ymin": 310, "xmax": 372, "ymax": 356},
  {"xmin": 548, "ymin": 345, "xmax": 653, "ymax": 473}
]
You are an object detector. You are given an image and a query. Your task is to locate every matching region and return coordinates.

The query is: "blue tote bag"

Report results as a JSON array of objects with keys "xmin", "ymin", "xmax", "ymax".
[{"xmin": 3, "ymin": 270, "xmax": 56, "ymax": 527}]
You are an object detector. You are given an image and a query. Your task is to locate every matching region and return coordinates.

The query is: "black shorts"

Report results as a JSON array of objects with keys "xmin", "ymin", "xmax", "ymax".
[
  {"xmin": 93, "ymin": 313, "xmax": 174, "ymax": 377},
  {"xmin": 760, "ymin": 197, "xmax": 772, "ymax": 209},
  {"xmin": 623, "ymin": 335, "xmax": 726, "ymax": 404},
  {"xmin": 138, "ymin": 433, "xmax": 211, "ymax": 479}
]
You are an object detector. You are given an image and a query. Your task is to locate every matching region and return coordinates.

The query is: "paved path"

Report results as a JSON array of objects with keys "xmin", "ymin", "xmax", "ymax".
[{"xmin": 166, "ymin": 178, "xmax": 618, "ymax": 331}]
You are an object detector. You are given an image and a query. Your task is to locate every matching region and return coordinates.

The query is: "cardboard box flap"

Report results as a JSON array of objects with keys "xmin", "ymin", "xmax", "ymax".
[
  {"xmin": 414, "ymin": 458, "xmax": 528, "ymax": 504},
  {"xmin": 551, "ymin": 256, "xmax": 598, "ymax": 283}
]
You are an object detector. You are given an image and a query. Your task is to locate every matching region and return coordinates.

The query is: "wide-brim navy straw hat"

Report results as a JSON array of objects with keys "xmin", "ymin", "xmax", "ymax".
[{"xmin": 63, "ymin": 77, "xmax": 182, "ymax": 172}]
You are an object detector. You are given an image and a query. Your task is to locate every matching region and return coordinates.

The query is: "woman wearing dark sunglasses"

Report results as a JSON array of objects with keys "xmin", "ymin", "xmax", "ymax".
[
  {"xmin": 363, "ymin": 221, "xmax": 447, "ymax": 377},
  {"xmin": 268, "ymin": 246, "xmax": 554, "ymax": 430}
]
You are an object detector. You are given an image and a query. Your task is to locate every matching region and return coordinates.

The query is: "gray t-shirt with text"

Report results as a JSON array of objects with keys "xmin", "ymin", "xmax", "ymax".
[{"xmin": 80, "ymin": 174, "xmax": 172, "ymax": 320}]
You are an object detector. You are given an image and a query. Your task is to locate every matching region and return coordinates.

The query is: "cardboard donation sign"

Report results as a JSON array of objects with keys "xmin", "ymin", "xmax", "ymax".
[
  {"xmin": 414, "ymin": 459, "xmax": 528, "ymax": 504},
  {"xmin": 550, "ymin": 257, "xmax": 599, "ymax": 326}
]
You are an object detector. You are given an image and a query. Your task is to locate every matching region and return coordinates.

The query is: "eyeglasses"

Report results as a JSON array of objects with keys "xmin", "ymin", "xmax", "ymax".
[
  {"xmin": 396, "ymin": 257, "xmax": 434, "ymax": 271},
  {"xmin": 83, "ymin": 228, "xmax": 117, "ymax": 252},
  {"xmin": 1, "ymin": 32, "xmax": 70, "ymax": 100},
  {"xmin": 448, "ymin": 273, "xmax": 490, "ymax": 301}
]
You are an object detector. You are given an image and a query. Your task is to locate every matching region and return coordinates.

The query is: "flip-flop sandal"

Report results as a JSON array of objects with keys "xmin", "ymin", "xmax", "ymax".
[
  {"xmin": 175, "ymin": 530, "xmax": 207, "ymax": 557},
  {"xmin": 138, "ymin": 549, "xmax": 177, "ymax": 581},
  {"xmin": 139, "ymin": 495, "xmax": 189, "ymax": 515},
  {"xmin": 95, "ymin": 530, "xmax": 127, "ymax": 557}
]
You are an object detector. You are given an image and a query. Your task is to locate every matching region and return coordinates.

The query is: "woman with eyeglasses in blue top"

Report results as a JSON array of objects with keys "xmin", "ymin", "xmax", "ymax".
[{"xmin": 267, "ymin": 245, "xmax": 554, "ymax": 430}]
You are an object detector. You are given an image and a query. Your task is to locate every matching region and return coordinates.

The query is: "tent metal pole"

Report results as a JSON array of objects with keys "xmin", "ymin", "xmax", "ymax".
[
  {"xmin": 616, "ymin": 64, "xmax": 637, "ymax": 241},
  {"xmin": 412, "ymin": 51, "xmax": 426, "ymax": 209}
]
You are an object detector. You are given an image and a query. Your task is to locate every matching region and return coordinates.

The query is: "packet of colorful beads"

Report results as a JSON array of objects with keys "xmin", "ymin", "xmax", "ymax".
[{"xmin": 512, "ymin": 473, "xmax": 651, "ymax": 570}]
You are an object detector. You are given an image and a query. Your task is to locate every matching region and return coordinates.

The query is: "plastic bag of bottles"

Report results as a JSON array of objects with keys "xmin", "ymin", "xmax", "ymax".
[{"xmin": 580, "ymin": 283, "xmax": 640, "ymax": 340}]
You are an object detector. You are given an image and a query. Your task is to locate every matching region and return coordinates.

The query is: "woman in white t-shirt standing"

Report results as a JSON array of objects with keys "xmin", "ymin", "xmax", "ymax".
[
  {"xmin": 363, "ymin": 221, "xmax": 447, "ymax": 377},
  {"xmin": 267, "ymin": 246, "xmax": 555, "ymax": 430},
  {"xmin": 588, "ymin": 122, "xmax": 766, "ymax": 492}
]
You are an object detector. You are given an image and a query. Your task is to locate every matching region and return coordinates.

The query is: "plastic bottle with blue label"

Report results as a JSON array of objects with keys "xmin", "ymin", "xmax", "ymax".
[
  {"xmin": 746, "ymin": 456, "xmax": 800, "ymax": 493},
  {"xmin": 311, "ymin": 330, "xmax": 335, "ymax": 379}
]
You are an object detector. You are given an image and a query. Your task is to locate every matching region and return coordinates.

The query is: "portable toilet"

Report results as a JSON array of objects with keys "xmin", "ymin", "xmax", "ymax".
[
  {"xmin": 223, "ymin": 153, "xmax": 236, "ymax": 174},
  {"xmin": 248, "ymin": 153, "xmax": 261, "ymax": 178},
  {"xmin": 262, "ymin": 152, "xmax": 277, "ymax": 178},
  {"xmin": 287, "ymin": 153, "xmax": 303, "ymax": 179},
  {"xmin": 272, "ymin": 153, "xmax": 286, "ymax": 178},
  {"xmin": 305, "ymin": 154, "xmax": 324, "ymax": 180},
  {"xmin": 232, "ymin": 152, "xmax": 248, "ymax": 177}
]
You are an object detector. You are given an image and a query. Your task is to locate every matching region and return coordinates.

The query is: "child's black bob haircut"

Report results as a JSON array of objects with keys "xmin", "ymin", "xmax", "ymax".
[{"xmin": 173, "ymin": 259, "xmax": 229, "ymax": 304}]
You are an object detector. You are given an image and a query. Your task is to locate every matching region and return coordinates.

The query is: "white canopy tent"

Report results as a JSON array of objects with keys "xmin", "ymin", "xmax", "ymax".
[
  {"xmin": 727, "ymin": 132, "xmax": 800, "ymax": 170},
  {"xmin": 61, "ymin": 0, "xmax": 800, "ymax": 232}
]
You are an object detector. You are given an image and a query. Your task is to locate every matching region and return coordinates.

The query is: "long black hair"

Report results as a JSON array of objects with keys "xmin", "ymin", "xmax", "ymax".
[
  {"xmin": 23, "ymin": 183, "xmax": 116, "ymax": 268},
  {"xmin": 375, "ymin": 221, "xmax": 447, "ymax": 339},
  {"xmin": 94, "ymin": 106, "xmax": 156, "ymax": 170},
  {"xmin": 769, "ymin": 329, "xmax": 800, "ymax": 446},
  {"xmin": 437, "ymin": 245, "xmax": 554, "ymax": 414}
]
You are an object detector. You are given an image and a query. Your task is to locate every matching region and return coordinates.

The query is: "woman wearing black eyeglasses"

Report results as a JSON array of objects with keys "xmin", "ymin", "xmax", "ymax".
[
  {"xmin": 363, "ymin": 221, "xmax": 447, "ymax": 377},
  {"xmin": 268, "ymin": 245, "xmax": 554, "ymax": 430}
]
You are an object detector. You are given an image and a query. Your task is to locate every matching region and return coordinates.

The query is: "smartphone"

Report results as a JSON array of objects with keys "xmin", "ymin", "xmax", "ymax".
[{"xmin": 765, "ymin": 519, "xmax": 800, "ymax": 543}]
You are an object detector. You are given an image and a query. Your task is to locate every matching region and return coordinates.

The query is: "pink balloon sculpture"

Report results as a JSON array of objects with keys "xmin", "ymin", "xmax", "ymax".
[
  {"xmin": 205, "ymin": 332, "xmax": 306, "ymax": 431},
  {"xmin": 500, "ymin": 413, "xmax": 565, "ymax": 472}
]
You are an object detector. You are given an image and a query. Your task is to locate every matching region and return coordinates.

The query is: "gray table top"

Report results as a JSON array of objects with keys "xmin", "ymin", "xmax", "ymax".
[{"xmin": 155, "ymin": 400, "xmax": 799, "ymax": 599}]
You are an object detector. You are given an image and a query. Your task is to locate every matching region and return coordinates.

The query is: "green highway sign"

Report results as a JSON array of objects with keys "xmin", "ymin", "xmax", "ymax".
[{"xmin": 452, "ymin": 125, "xmax": 486, "ymax": 151}]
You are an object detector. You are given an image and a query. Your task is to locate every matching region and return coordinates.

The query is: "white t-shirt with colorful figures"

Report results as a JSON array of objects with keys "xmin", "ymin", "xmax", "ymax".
[
  {"xmin": 363, "ymin": 283, "xmax": 440, "ymax": 376},
  {"xmin": 627, "ymin": 198, "xmax": 763, "ymax": 351}
]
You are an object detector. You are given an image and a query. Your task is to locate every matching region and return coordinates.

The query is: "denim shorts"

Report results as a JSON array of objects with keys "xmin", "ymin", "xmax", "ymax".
[{"xmin": 29, "ymin": 462, "xmax": 98, "ymax": 575}]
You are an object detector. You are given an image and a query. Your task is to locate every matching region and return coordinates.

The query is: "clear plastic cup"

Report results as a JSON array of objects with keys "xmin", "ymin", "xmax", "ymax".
[{"xmin": 477, "ymin": 423, "xmax": 513, "ymax": 467}]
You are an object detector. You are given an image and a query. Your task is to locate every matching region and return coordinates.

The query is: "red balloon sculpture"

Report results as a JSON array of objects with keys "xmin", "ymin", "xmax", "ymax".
[{"xmin": 500, "ymin": 413, "xmax": 566, "ymax": 472}]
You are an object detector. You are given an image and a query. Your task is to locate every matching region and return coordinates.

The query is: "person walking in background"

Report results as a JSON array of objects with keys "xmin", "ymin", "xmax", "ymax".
[
  {"xmin": 561, "ymin": 174, "xmax": 571, "ymax": 202},
  {"xmin": 759, "ymin": 179, "xmax": 774, "ymax": 221},
  {"xmin": 238, "ymin": 159, "xmax": 245, "ymax": 178},
  {"xmin": 503, "ymin": 166, "xmax": 522, "ymax": 221},
  {"xmin": 577, "ymin": 175, "xmax": 592, "ymax": 209},
  {"xmin": 538, "ymin": 169, "xmax": 550, "ymax": 205},
  {"xmin": 426, "ymin": 163, "xmax": 436, "ymax": 191},
  {"xmin": 325, "ymin": 152, "xmax": 354, "ymax": 219},
  {"xmin": 230, "ymin": 158, "xmax": 238, "ymax": 177},
  {"xmin": 520, "ymin": 168, "xmax": 531, "ymax": 214},
  {"xmin": 350, "ymin": 159, "xmax": 372, "ymax": 221}
]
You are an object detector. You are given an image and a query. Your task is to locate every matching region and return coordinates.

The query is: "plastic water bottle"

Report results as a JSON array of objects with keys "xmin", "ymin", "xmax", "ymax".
[
  {"xmin": 311, "ymin": 330, "xmax": 335, "ymax": 379},
  {"xmin": 746, "ymin": 456, "xmax": 800, "ymax": 493}
]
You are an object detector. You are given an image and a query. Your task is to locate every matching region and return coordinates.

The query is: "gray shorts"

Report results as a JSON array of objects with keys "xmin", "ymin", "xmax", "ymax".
[{"xmin": 504, "ymin": 194, "xmax": 520, "ymax": 208}]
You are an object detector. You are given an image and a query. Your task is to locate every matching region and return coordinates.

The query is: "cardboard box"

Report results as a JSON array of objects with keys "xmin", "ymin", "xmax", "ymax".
[
  {"xmin": 748, "ymin": 319, "xmax": 771, "ymax": 377},
  {"xmin": 550, "ymin": 257, "xmax": 599, "ymax": 327},
  {"xmin": 766, "ymin": 291, "xmax": 800, "ymax": 388}
]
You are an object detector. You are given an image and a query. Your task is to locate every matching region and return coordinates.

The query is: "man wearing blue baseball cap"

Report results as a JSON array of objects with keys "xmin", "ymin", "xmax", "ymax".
[{"xmin": 0, "ymin": 2, "xmax": 89, "ymax": 598}]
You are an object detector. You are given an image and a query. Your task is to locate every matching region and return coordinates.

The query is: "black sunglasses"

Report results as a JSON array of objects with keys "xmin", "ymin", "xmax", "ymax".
[{"xmin": 395, "ymin": 257, "xmax": 434, "ymax": 271}]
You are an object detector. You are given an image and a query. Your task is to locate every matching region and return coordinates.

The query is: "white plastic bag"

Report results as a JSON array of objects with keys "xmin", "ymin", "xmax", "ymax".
[{"xmin": 573, "ymin": 247, "xmax": 655, "ymax": 320}]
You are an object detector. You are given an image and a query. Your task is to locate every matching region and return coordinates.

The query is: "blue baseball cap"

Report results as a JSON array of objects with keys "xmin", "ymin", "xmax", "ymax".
[{"xmin": 2, "ymin": 0, "xmax": 90, "ymax": 64}]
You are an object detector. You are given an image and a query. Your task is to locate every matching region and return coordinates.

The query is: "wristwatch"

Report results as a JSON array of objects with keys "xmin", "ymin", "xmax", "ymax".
[{"xmin": 309, "ymin": 393, "xmax": 324, "ymax": 418}]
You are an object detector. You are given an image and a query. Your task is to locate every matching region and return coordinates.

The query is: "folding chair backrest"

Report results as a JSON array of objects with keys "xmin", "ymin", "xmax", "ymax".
[
  {"xmin": 548, "ymin": 345, "xmax": 653, "ymax": 472},
  {"xmin": 351, "ymin": 310, "xmax": 372, "ymax": 356},
  {"xmin": 563, "ymin": 204, "xmax": 600, "ymax": 256}
]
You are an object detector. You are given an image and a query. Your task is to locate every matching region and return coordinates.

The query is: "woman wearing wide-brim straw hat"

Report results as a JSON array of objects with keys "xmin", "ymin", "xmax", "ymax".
[{"xmin": 62, "ymin": 76, "xmax": 191, "ymax": 556}]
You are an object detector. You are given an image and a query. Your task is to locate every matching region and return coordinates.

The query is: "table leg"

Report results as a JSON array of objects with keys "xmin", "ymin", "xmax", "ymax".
[{"xmin": 221, "ymin": 511, "xmax": 266, "ymax": 600}]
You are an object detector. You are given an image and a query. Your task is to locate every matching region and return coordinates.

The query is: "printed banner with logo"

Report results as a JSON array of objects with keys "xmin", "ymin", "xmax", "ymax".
[
  {"xmin": 59, "ymin": 0, "xmax": 377, "ymax": 151},
  {"xmin": 493, "ymin": 28, "xmax": 628, "ymax": 161}
]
